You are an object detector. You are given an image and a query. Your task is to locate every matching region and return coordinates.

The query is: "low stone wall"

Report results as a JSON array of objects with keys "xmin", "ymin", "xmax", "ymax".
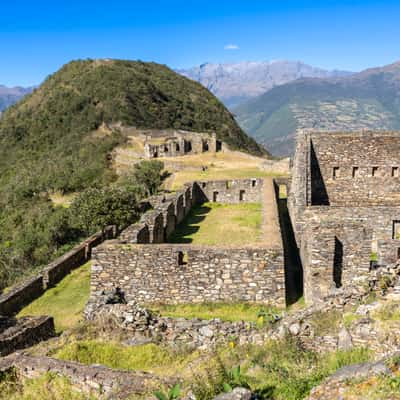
[
  {"xmin": 0, "ymin": 225, "xmax": 117, "ymax": 317},
  {"xmin": 198, "ymin": 178, "xmax": 263, "ymax": 203},
  {"xmin": 0, "ymin": 353, "xmax": 172, "ymax": 398},
  {"xmin": 0, "ymin": 276, "xmax": 45, "ymax": 317},
  {"xmin": 85, "ymin": 301, "xmax": 274, "ymax": 349},
  {"xmin": 0, "ymin": 316, "xmax": 55, "ymax": 356},
  {"xmin": 119, "ymin": 179, "xmax": 264, "ymax": 245},
  {"xmin": 89, "ymin": 243, "xmax": 285, "ymax": 307}
]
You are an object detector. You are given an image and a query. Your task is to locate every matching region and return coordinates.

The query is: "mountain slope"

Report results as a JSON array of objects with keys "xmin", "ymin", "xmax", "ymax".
[
  {"xmin": 178, "ymin": 60, "xmax": 351, "ymax": 108},
  {"xmin": 0, "ymin": 59, "xmax": 267, "ymax": 287},
  {"xmin": 235, "ymin": 61, "xmax": 400, "ymax": 155},
  {"xmin": 0, "ymin": 85, "xmax": 33, "ymax": 114},
  {"xmin": 0, "ymin": 59, "xmax": 266, "ymax": 193}
]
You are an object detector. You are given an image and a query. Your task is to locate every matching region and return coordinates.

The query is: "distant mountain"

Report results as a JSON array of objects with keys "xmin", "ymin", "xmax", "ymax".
[
  {"xmin": 177, "ymin": 61, "xmax": 351, "ymax": 108},
  {"xmin": 234, "ymin": 61, "xmax": 400, "ymax": 156},
  {"xmin": 0, "ymin": 85, "xmax": 33, "ymax": 114}
]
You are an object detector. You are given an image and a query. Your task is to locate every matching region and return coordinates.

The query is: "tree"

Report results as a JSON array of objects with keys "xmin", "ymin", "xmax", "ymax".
[
  {"xmin": 121, "ymin": 160, "xmax": 164, "ymax": 197},
  {"xmin": 70, "ymin": 187, "xmax": 137, "ymax": 235}
]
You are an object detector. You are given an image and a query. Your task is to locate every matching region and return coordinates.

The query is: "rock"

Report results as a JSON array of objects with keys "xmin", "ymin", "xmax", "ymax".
[
  {"xmin": 213, "ymin": 388, "xmax": 252, "ymax": 400},
  {"xmin": 199, "ymin": 325, "xmax": 214, "ymax": 338},
  {"xmin": 331, "ymin": 359, "xmax": 390, "ymax": 381},
  {"xmin": 288, "ymin": 322, "xmax": 301, "ymax": 336},
  {"xmin": 337, "ymin": 326, "xmax": 353, "ymax": 350}
]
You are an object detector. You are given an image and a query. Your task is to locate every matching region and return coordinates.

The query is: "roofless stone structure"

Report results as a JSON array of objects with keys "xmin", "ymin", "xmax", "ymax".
[{"xmin": 289, "ymin": 131, "xmax": 400, "ymax": 304}]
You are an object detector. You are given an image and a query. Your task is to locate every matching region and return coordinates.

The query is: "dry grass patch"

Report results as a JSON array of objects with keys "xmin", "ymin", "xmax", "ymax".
[
  {"xmin": 161, "ymin": 151, "xmax": 284, "ymax": 190},
  {"xmin": 49, "ymin": 192, "xmax": 77, "ymax": 208}
]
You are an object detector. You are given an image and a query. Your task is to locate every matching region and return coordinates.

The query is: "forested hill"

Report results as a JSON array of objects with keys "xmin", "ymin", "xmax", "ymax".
[
  {"xmin": 0, "ymin": 59, "xmax": 266, "ymax": 289},
  {"xmin": 0, "ymin": 60, "xmax": 266, "ymax": 190}
]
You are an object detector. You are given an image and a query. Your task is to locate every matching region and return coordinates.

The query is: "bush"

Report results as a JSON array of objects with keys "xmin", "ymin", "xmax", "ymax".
[{"xmin": 69, "ymin": 187, "xmax": 137, "ymax": 235}]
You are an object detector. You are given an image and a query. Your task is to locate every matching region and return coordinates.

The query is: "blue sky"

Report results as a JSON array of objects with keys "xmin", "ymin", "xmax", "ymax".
[{"xmin": 1, "ymin": 0, "xmax": 399, "ymax": 86}]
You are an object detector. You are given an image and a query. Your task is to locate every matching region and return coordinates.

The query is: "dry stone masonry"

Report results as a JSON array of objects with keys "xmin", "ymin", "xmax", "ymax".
[
  {"xmin": 143, "ymin": 130, "xmax": 223, "ymax": 158},
  {"xmin": 289, "ymin": 130, "xmax": 400, "ymax": 305},
  {"xmin": 86, "ymin": 178, "xmax": 286, "ymax": 315}
]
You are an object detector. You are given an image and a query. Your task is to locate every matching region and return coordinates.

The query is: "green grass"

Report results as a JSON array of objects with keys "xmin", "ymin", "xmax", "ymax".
[
  {"xmin": 149, "ymin": 302, "xmax": 281, "ymax": 323},
  {"xmin": 373, "ymin": 302, "xmax": 400, "ymax": 322},
  {"xmin": 192, "ymin": 340, "xmax": 372, "ymax": 400},
  {"xmin": 0, "ymin": 371, "xmax": 95, "ymax": 400},
  {"xmin": 49, "ymin": 335, "xmax": 373, "ymax": 400},
  {"xmin": 18, "ymin": 262, "xmax": 91, "ymax": 333},
  {"xmin": 168, "ymin": 202, "xmax": 262, "ymax": 245},
  {"xmin": 55, "ymin": 341, "xmax": 174, "ymax": 372},
  {"xmin": 53, "ymin": 340, "xmax": 200, "ymax": 378}
]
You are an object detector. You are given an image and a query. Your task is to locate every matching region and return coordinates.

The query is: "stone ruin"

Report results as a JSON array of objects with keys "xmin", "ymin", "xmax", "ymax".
[
  {"xmin": 143, "ymin": 129, "xmax": 223, "ymax": 158},
  {"xmin": 85, "ymin": 178, "xmax": 286, "ymax": 317},
  {"xmin": 288, "ymin": 130, "xmax": 400, "ymax": 305}
]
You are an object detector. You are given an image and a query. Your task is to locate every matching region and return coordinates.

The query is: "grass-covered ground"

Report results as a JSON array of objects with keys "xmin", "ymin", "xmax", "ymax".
[
  {"xmin": 0, "ymin": 371, "xmax": 95, "ymax": 400},
  {"xmin": 47, "ymin": 336, "xmax": 372, "ymax": 400},
  {"xmin": 18, "ymin": 262, "xmax": 91, "ymax": 332},
  {"xmin": 168, "ymin": 202, "xmax": 262, "ymax": 245},
  {"xmin": 149, "ymin": 302, "xmax": 280, "ymax": 323}
]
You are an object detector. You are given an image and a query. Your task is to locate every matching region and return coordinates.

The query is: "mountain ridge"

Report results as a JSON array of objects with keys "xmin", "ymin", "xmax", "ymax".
[
  {"xmin": 0, "ymin": 85, "xmax": 34, "ymax": 114},
  {"xmin": 234, "ymin": 60, "xmax": 400, "ymax": 155},
  {"xmin": 178, "ymin": 60, "xmax": 352, "ymax": 108}
]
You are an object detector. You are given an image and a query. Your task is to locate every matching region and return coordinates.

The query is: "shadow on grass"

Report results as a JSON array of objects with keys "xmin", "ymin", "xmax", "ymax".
[{"xmin": 168, "ymin": 204, "xmax": 211, "ymax": 243}]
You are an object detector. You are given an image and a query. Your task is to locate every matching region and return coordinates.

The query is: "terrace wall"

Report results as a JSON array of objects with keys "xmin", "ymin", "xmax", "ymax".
[{"xmin": 90, "ymin": 243, "xmax": 285, "ymax": 307}]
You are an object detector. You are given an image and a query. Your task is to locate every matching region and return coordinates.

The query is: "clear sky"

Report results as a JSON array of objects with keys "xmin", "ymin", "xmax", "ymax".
[{"xmin": 1, "ymin": 0, "xmax": 400, "ymax": 86}]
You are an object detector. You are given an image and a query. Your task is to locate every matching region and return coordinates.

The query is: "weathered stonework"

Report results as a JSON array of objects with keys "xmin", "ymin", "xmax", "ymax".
[
  {"xmin": 89, "ymin": 244, "xmax": 285, "ymax": 306},
  {"xmin": 0, "ymin": 316, "xmax": 55, "ymax": 357},
  {"xmin": 143, "ymin": 130, "xmax": 222, "ymax": 158},
  {"xmin": 289, "ymin": 131, "xmax": 400, "ymax": 305},
  {"xmin": 0, "ymin": 353, "xmax": 172, "ymax": 398},
  {"xmin": 87, "ymin": 178, "xmax": 286, "ymax": 312}
]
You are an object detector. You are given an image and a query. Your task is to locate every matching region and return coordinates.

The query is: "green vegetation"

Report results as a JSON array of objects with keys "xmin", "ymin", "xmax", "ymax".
[
  {"xmin": 235, "ymin": 63, "xmax": 400, "ymax": 155},
  {"xmin": 373, "ymin": 301, "xmax": 400, "ymax": 322},
  {"xmin": 168, "ymin": 202, "xmax": 262, "ymax": 245},
  {"xmin": 149, "ymin": 302, "xmax": 280, "ymax": 323},
  {"xmin": 18, "ymin": 262, "xmax": 91, "ymax": 332},
  {"xmin": 51, "ymin": 336, "xmax": 372, "ymax": 400},
  {"xmin": 154, "ymin": 384, "xmax": 182, "ymax": 400},
  {"xmin": 55, "ymin": 341, "xmax": 175, "ymax": 372},
  {"xmin": 0, "ymin": 58, "xmax": 265, "ymax": 291},
  {"xmin": 0, "ymin": 159, "xmax": 163, "ymax": 291},
  {"xmin": 0, "ymin": 370, "xmax": 95, "ymax": 400},
  {"xmin": 309, "ymin": 310, "xmax": 342, "ymax": 336}
]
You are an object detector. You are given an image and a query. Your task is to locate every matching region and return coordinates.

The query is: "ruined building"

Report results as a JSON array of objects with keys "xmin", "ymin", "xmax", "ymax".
[
  {"xmin": 143, "ymin": 130, "xmax": 223, "ymax": 158},
  {"xmin": 85, "ymin": 178, "xmax": 286, "ymax": 315},
  {"xmin": 288, "ymin": 131, "xmax": 400, "ymax": 305}
]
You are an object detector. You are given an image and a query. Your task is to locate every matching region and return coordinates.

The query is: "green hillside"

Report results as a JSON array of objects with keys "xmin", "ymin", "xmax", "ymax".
[
  {"xmin": 235, "ymin": 61, "xmax": 400, "ymax": 155},
  {"xmin": 0, "ymin": 59, "xmax": 266, "ymax": 289}
]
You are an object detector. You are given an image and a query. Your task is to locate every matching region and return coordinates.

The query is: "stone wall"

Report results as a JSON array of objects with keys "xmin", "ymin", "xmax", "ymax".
[
  {"xmin": 290, "ymin": 131, "xmax": 400, "ymax": 208},
  {"xmin": 0, "ymin": 353, "xmax": 171, "ymax": 397},
  {"xmin": 144, "ymin": 130, "xmax": 221, "ymax": 158},
  {"xmin": 198, "ymin": 178, "xmax": 263, "ymax": 203},
  {"xmin": 0, "ymin": 226, "xmax": 116, "ymax": 317},
  {"xmin": 0, "ymin": 316, "xmax": 55, "ymax": 357},
  {"xmin": 119, "ymin": 179, "xmax": 264, "ymax": 245},
  {"xmin": 288, "ymin": 130, "xmax": 400, "ymax": 305},
  {"xmin": 89, "ymin": 243, "xmax": 285, "ymax": 307}
]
